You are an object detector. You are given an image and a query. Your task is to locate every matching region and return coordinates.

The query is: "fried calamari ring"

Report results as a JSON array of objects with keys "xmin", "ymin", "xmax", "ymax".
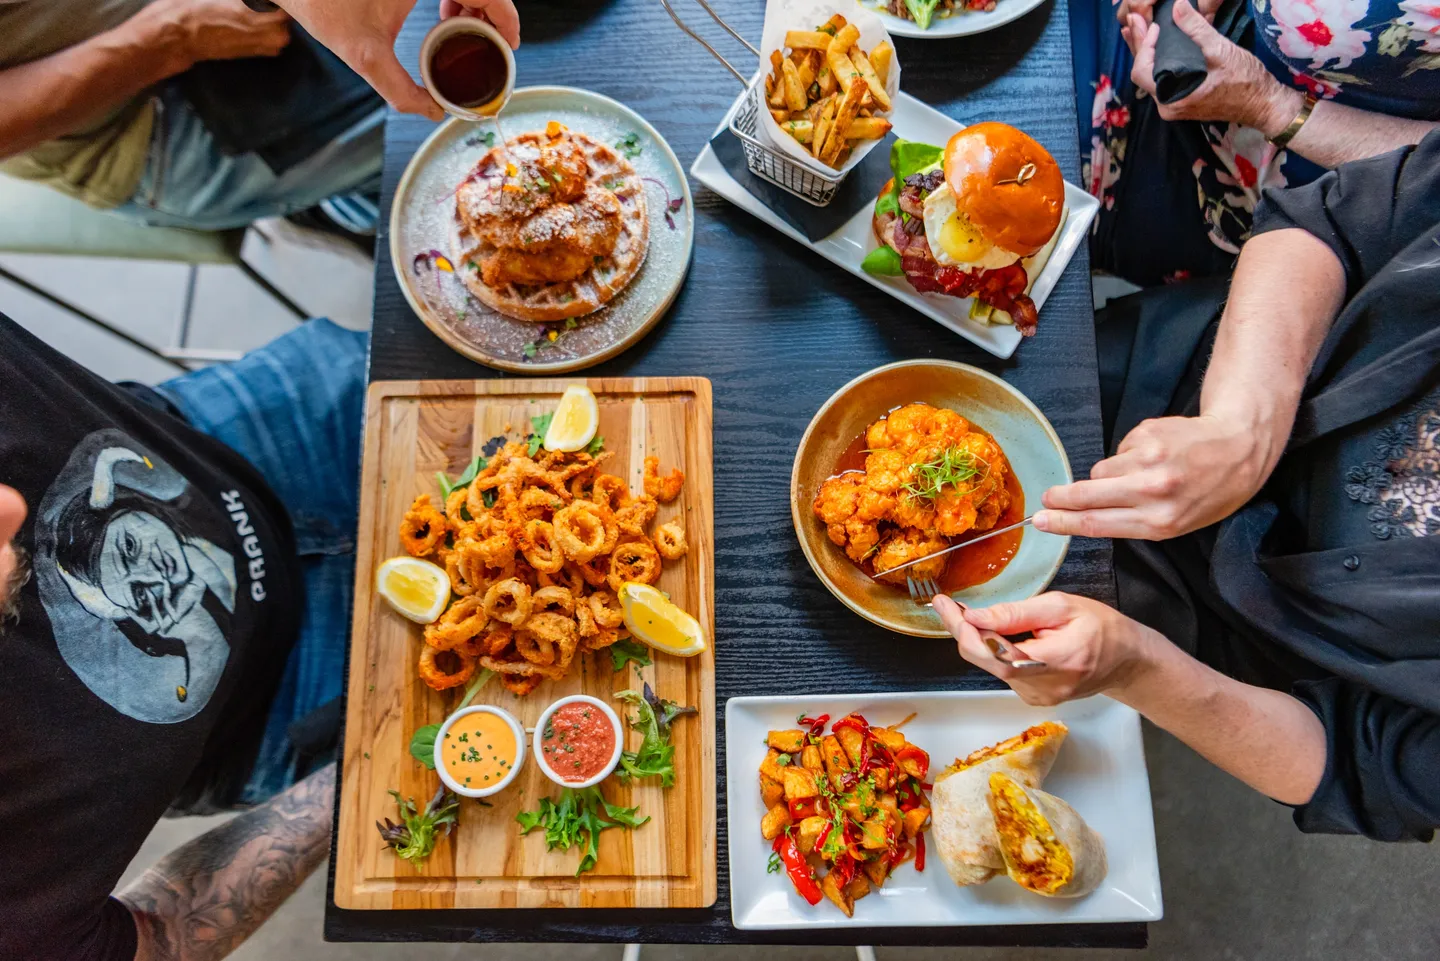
[
  {"xmin": 544, "ymin": 563, "xmax": 588, "ymax": 596},
  {"xmin": 584, "ymin": 627, "xmax": 623, "ymax": 651},
  {"xmin": 444, "ymin": 487, "xmax": 471, "ymax": 522},
  {"xmin": 516, "ymin": 628, "xmax": 557, "ymax": 665},
  {"xmin": 553, "ymin": 500, "xmax": 609, "ymax": 563},
  {"xmin": 532, "ymin": 585, "xmax": 576, "ymax": 616},
  {"xmin": 587, "ymin": 590, "xmax": 624, "ymax": 629},
  {"xmin": 615, "ymin": 495, "xmax": 658, "ymax": 537},
  {"xmin": 524, "ymin": 612, "xmax": 580, "ymax": 672},
  {"xmin": 483, "ymin": 577, "xmax": 533, "ymax": 626},
  {"xmin": 479, "ymin": 621, "xmax": 514, "ymax": 657},
  {"xmin": 654, "ymin": 520, "xmax": 688, "ymax": 560},
  {"xmin": 520, "ymin": 519, "xmax": 565, "ymax": 574},
  {"xmin": 423, "ymin": 595, "xmax": 488, "ymax": 651},
  {"xmin": 643, "ymin": 455, "xmax": 685, "ymax": 503},
  {"xmin": 575, "ymin": 599, "xmax": 598, "ymax": 637},
  {"xmin": 400, "ymin": 494, "xmax": 447, "ymax": 556},
  {"xmin": 517, "ymin": 486, "xmax": 564, "ymax": 522},
  {"xmin": 502, "ymin": 673, "xmax": 544, "ymax": 696},
  {"xmin": 608, "ymin": 538, "xmax": 662, "ymax": 591},
  {"xmin": 573, "ymin": 553, "xmax": 610, "ymax": 588},
  {"xmin": 444, "ymin": 543, "xmax": 487, "ymax": 596},
  {"xmin": 590, "ymin": 474, "xmax": 630, "ymax": 510},
  {"xmin": 419, "ymin": 644, "xmax": 476, "ymax": 690}
]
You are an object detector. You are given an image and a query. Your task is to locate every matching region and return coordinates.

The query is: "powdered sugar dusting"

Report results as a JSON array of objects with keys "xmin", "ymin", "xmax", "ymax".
[{"xmin": 392, "ymin": 88, "xmax": 693, "ymax": 371}]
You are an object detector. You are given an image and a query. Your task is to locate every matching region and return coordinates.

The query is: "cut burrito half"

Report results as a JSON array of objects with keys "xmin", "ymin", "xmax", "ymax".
[
  {"xmin": 988, "ymin": 771, "xmax": 1108, "ymax": 898},
  {"xmin": 929, "ymin": 721, "xmax": 1067, "ymax": 887}
]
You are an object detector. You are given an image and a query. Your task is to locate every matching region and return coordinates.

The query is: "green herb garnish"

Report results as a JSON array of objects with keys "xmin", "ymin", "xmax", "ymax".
[
  {"xmin": 767, "ymin": 851, "xmax": 783, "ymax": 873},
  {"xmin": 377, "ymin": 787, "xmax": 459, "ymax": 864},
  {"xmin": 436, "ymin": 453, "xmax": 489, "ymax": 501},
  {"xmin": 609, "ymin": 637, "xmax": 652, "ymax": 672},
  {"xmin": 615, "ymin": 132, "xmax": 643, "ymax": 159},
  {"xmin": 902, "ymin": 446, "xmax": 990, "ymax": 503},
  {"xmin": 527, "ymin": 412, "xmax": 555, "ymax": 456},
  {"xmin": 516, "ymin": 786, "xmax": 649, "ymax": 875},
  {"xmin": 614, "ymin": 682, "xmax": 697, "ymax": 788}
]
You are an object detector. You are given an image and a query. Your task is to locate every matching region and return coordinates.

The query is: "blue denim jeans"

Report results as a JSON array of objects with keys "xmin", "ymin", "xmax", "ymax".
[
  {"xmin": 111, "ymin": 87, "xmax": 385, "ymax": 233},
  {"xmin": 155, "ymin": 319, "xmax": 367, "ymax": 803}
]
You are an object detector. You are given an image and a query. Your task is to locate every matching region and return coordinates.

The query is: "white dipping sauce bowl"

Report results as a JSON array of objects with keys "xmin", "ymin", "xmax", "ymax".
[
  {"xmin": 434, "ymin": 704, "xmax": 527, "ymax": 799},
  {"xmin": 533, "ymin": 694, "xmax": 624, "ymax": 789}
]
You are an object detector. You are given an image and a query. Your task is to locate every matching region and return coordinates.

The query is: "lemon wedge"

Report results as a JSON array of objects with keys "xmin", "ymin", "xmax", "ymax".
[
  {"xmin": 376, "ymin": 556, "xmax": 450, "ymax": 624},
  {"xmin": 542, "ymin": 385, "xmax": 599, "ymax": 453},
  {"xmin": 619, "ymin": 582, "xmax": 707, "ymax": 657}
]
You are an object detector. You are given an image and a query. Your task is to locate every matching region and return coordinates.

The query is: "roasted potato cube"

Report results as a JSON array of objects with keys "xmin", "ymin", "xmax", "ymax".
[
  {"xmin": 761, "ymin": 802, "xmax": 792, "ymax": 840},
  {"xmin": 821, "ymin": 871, "xmax": 854, "ymax": 917},
  {"xmin": 767, "ymin": 729, "xmax": 807, "ymax": 753},
  {"xmin": 898, "ymin": 751, "xmax": 927, "ymax": 779},
  {"xmin": 873, "ymin": 727, "xmax": 906, "ymax": 752},
  {"xmin": 877, "ymin": 791, "xmax": 898, "ymax": 815},
  {"xmin": 800, "ymin": 743, "xmax": 823, "ymax": 771},
  {"xmin": 846, "ymin": 874, "xmax": 871, "ymax": 901},
  {"xmin": 859, "ymin": 815, "xmax": 890, "ymax": 850},
  {"xmin": 796, "ymin": 815, "xmax": 829, "ymax": 855},
  {"xmin": 759, "ymin": 748, "xmax": 790, "ymax": 783},
  {"xmin": 820, "ymin": 734, "xmax": 850, "ymax": 786},
  {"xmin": 863, "ymin": 856, "xmax": 891, "ymax": 887},
  {"xmin": 836, "ymin": 725, "xmax": 865, "ymax": 767},
  {"xmin": 871, "ymin": 767, "xmax": 892, "ymax": 792},
  {"xmin": 782, "ymin": 766, "xmax": 820, "ymax": 802},
  {"xmin": 903, "ymin": 805, "xmax": 931, "ymax": 839},
  {"xmin": 760, "ymin": 773, "xmax": 784, "ymax": 808}
]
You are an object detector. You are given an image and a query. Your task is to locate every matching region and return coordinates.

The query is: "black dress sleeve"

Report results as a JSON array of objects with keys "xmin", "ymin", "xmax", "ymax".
[
  {"xmin": 1291, "ymin": 677, "xmax": 1440, "ymax": 841},
  {"xmin": 1252, "ymin": 129, "xmax": 1440, "ymax": 298}
]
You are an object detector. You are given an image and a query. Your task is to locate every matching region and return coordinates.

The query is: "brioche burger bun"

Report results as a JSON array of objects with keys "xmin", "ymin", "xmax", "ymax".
[{"xmin": 942, "ymin": 122, "xmax": 1064, "ymax": 260}]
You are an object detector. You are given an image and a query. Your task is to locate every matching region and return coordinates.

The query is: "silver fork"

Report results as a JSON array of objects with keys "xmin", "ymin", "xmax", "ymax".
[{"xmin": 907, "ymin": 575, "xmax": 1047, "ymax": 669}]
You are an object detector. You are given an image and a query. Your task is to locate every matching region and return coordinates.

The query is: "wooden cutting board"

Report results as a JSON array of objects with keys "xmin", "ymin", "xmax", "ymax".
[{"xmin": 333, "ymin": 378, "xmax": 715, "ymax": 909}]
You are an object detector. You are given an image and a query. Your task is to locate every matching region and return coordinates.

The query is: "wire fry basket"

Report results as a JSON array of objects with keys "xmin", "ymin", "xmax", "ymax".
[{"xmin": 659, "ymin": 0, "xmax": 845, "ymax": 207}]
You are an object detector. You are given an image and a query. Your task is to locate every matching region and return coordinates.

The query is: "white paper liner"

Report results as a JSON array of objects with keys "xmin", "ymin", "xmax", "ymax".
[{"xmin": 756, "ymin": 0, "xmax": 901, "ymax": 179}]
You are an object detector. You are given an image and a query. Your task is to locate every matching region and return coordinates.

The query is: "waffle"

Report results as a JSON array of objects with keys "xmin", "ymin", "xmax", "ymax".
[{"xmin": 452, "ymin": 131, "xmax": 649, "ymax": 323}]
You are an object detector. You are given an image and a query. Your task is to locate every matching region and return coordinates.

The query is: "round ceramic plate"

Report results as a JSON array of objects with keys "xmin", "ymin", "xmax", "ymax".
[
  {"xmin": 791, "ymin": 360, "xmax": 1072, "ymax": 637},
  {"xmin": 389, "ymin": 86, "xmax": 694, "ymax": 373},
  {"xmin": 856, "ymin": 0, "xmax": 1048, "ymax": 38}
]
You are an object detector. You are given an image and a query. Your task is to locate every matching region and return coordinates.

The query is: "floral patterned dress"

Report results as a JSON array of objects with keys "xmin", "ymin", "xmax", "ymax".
[{"xmin": 1071, "ymin": 0, "xmax": 1440, "ymax": 286}]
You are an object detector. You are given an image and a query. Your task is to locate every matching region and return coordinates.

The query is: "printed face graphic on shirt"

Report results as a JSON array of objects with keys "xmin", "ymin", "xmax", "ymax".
[{"xmin": 34, "ymin": 430, "xmax": 237, "ymax": 723}]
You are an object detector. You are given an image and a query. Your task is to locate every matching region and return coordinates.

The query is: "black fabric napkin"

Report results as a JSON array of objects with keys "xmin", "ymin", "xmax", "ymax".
[
  {"xmin": 1151, "ymin": 0, "xmax": 1208, "ymax": 104},
  {"xmin": 173, "ymin": 27, "xmax": 382, "ymax": 175},
  {"xmin": 709, "ymin": 127, "xmax": 898, "ymax": 242}
]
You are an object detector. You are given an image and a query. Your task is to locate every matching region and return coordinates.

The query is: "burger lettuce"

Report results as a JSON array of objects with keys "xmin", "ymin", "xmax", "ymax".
[
  {"xmin": 862, "ymin": 139, "xmax": 943, "ymax": 277},
  {"xmin": 904, "ymin": 0, "xmax": 943, "ymax": 30}
]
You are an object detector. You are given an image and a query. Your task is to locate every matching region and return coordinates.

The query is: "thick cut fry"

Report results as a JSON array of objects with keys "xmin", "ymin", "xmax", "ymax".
[
  {"xmin": 780, "ymin": 56, "xmax": 807, "ymax": 112},
  {"xmin": 768, "ymin": 50, "xmax": 787, "ymax": 106},
  {"xmin": 821, "ymin": 75, "xmax": 866, "ymax": 166},
  {"xmin": 761, "ymin": 802, "xmax": 792, "ymax": 841},
  {"xmin": 845, "ymin": 117, "xmax": 892, "ymax": 140},
  {"xmin": 849, "ymin": 48, "xmax": 891, "ymax": 111},
  {"xmin": 826, "ymin": 24, "xmax": 862, "ymax": 92},
  {"xmin": 820, "ymin": 13, "xmax": 847, "ymax": 34},
  {"xmin": 768, "ymin": 729, "xmax": 807, "ymax": 752},
  {"xmin": 817, "ymin": 59, "xmax": 838, "ymax": 97},
  {"xmin": 785, "ymin": 29, "xmax": 832, "ymax": 50},
  {"xmin": 796, "ymin": 49, "xmax": 818, "ymax": 90},
  {"xmin": 869, "ymin": 40, "xmax": 893, "ymax": 86},
  {"xmin": 769, "ymin": 107, "xmax": 790, "ymax": 124},
  {"xmin": 781, "ymin": 119, "xmax": 813, "ymax": 144},
  {"xmin": 811, "ymin": 96, "xmax": 837, "ymax": 160}
]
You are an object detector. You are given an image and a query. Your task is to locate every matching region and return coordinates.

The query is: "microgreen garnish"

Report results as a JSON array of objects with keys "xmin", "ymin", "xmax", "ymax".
[
  {"xmin": 465, "ymin": 131, "xmax": 497, "ymax": 148},
  {"xmin": 616, "ymin": 132, "xmax": 643, "ymax": 159},
  {"xmin": 902, "ymin": 447, "xmax": 990, "ymax": 503},
  {"xmin": 641, "ymin": 177, "xmax": 685, "ymax": 230},
  {"xmin": 377, "ymin": 786, "xmax": 459, "ymax": 864}
]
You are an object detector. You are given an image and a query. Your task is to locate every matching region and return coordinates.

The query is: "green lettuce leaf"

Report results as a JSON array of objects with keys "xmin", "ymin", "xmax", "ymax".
[
  {"xmin": 904, "ymin": 0, "xmax": 943, "ymax": 29},
  {"xmin": 861, "ymin": 246, "xmax": 904, "ymax": 276}
]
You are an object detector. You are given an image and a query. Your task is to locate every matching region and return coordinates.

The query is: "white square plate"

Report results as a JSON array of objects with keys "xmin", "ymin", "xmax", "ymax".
[
  {"xmin": 691, "ymin": 92, "xmax": 1099, "ymax": 360},
  {"xmin": 725, "ymin": 690, "xmax": 1162, "ymax": 930}
]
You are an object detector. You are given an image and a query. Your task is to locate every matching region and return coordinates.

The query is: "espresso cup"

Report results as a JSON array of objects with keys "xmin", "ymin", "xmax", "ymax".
[{"xmin": 419, "ymin": 16, "xmax": 516, "ymax": 121}]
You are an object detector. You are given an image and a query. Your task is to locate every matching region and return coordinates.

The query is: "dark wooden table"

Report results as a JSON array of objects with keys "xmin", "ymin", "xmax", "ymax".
[{"xmin": 327, "ymin": 0, "xmax": 1141, "ymax": 947}]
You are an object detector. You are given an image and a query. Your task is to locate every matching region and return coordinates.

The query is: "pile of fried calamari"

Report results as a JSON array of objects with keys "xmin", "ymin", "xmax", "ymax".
[{"xmin": 400, "ymin": 442, "xmax": 686, "ymax": 696}]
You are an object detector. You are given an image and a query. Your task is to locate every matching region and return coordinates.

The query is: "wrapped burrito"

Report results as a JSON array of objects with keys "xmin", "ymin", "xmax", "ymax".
[
  {"xmin": 988, "ymin": 771, "xmax": 1108, "ymax": 898},
  {"xmin": 929, "ymin": 721, "xmax": 1067, "ymax": 887}
]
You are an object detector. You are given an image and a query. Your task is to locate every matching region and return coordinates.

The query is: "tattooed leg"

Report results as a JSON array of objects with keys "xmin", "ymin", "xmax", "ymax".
[{"xmin": 118, "ymin": 763, "xmax": 336, "ymax": 961}]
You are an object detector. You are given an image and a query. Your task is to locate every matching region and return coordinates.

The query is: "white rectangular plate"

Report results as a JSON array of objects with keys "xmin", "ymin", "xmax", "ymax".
[
  {"xmin": 691, "ymin": 92, "xmax": 1099, "ymax": 360},
  {"xmin": 725, "ymin": 690, "xmax": 1162, "ymax": 930}
]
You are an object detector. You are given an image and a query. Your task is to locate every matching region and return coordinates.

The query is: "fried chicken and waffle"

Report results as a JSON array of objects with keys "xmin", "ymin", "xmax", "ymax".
[
  {"xmin": 453, "ymin": 125, "xmax": 649, "ymax": 322},
  {"xmin": 399, "ymin": 441, "xmax": 686, "ymax": 696},
  {"xmin": 813, "ymin": 403, "xmax": 1012, "ymax": 584}
]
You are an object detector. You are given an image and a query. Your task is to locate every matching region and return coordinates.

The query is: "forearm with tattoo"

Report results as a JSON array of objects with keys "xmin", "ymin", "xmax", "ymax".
[{"xmin": 117, "ymin": 764, "xmax": 335, "ymax": 961}]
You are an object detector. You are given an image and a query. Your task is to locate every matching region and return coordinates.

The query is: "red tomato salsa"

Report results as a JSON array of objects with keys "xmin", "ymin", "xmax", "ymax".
[{"xmin": 541, "ymin": 702, "xmax": 616, "ymax": 782}]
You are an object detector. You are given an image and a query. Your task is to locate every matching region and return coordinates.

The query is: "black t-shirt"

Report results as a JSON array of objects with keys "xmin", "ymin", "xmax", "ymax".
[{"xmin": 0, "ymin": 315, "xmax": 301, "ymax": 960}]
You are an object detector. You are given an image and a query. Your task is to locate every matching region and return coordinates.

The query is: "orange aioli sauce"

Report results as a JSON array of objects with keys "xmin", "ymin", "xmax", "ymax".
[
  {"xmin": 828, "ymin": 417, "xmax": 1025, "ymax": 593},
  {"xmin": 441, "ymin": 710, "xmax": 517, "ymax": 791}
]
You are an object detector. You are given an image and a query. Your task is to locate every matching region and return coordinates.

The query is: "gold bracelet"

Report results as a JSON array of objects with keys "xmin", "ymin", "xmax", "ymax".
[{"xmin": 1269, "ymin": 93, "xmax": 1318, "ymax": 149}]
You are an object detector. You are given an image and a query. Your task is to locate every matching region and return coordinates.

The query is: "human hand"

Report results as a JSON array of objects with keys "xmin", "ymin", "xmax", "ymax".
[
  {"xmin": 440, "ymin": 0, "xmax": 521, "ymax": 48},
  {"xmin": 0, "ymin": 485, "xmax": 28, "ymax": 621},
  {"xmin": 144, "ymin": 0, "xmax": 292, "ymax": 71},
  {"xmin": 1126, "ymin": 0, "xmax": 1302, "ymax": 132},
  {"xmin": 934, "ymin": 593, "xmax": 1166, "ymax": 707},
  {"xmin": 1114, "ymin": 0, "xmax": 1220, "ymax": 30},
  {"xmin": 273, "ymin": 0, "xmax": 516, "ymax": 120},
  {"xmin": 1033, "ymin": 412, "xmax": 1280, "ymax": 541}
]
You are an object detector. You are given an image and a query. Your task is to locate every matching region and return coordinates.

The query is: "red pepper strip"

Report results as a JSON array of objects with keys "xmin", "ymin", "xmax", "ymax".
[
  {"xmin": 915, "ymin": 830, "xmax": 926, "ymax": 872},
  {"xmin": 919, "ymin": 782, "xmax": 934, "ymax": 792},
  {"xmin": 895, "ymin": 744, "xmax": 931, "ymax": 780},
  {"xmin": 788, "ymin": 797, "xmax": 819, "ymax": 819},
  {"xmin": 831, "ymin": 852, "xmax": 858, "ymax": 888},
  {"xmin": 773, "ymin": 834, "xmax": 823, "ymax": 905},
  {"xmin": 815, "ymin": 821, "xmax": 833, "ymax": 853},
  {"xmin": 798, "ymin": 714, "xmax": 830, "ymax": 738}
]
